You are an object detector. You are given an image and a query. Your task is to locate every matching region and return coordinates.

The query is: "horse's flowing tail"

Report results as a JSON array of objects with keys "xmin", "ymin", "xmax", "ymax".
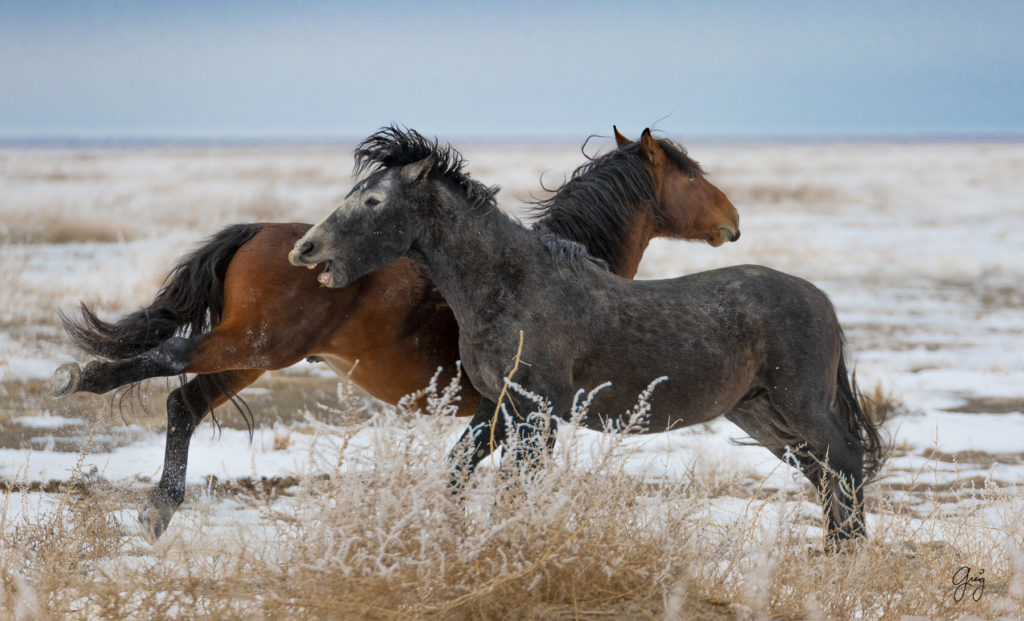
[
  {"xmin": 61, "ymin": 224, "xmax": 263, "ymax": 360},
  {"xmin": 835, "ymin": 351, "xmax": 887, "ymax": 483}
]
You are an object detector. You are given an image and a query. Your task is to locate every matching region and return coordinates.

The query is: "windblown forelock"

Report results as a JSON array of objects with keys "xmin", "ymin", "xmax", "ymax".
[
  {"xmin": 653, "ymin": 137, "xmax": 705, "ymax": 177},
  {"xmin": 353, "ymin": 125, "xmax": 499, "ymax": 211}
]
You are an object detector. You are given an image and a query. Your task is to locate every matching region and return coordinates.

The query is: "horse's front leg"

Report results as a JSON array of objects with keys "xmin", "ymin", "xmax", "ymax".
[
  {"xmin": 506, "ymin": 368, "xmax": 570, "ymax": 466},
  {"xmin": 507, "ymin": 413, "xmax": 559, "ymax": 475},
  {"xmin": 446, "ymin": 398, "xmax": 506, "ymax": 497}
]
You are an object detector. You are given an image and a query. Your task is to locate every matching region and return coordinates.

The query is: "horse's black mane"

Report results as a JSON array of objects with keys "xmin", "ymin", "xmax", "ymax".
[
  {"xmin": 540, "ymin": 234, "xmax": 608, "ymax": 274},
  {"xmin": 353, "ymin": 125, "xmax": 499, "ymax": 212},
  {"xmin": 355, "ymin": 126, "xmax": 607, "ymax": 273},
  {"xmin": 531, "ymin": 136, "xmax": 703, "ymax": 271}
]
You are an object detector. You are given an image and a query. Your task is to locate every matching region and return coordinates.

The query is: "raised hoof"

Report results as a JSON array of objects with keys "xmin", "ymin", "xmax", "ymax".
[
  {"xmin": 138, "ymin": 489, "xmax": 178, "ymax": 542},
  {"xmin": 51, "ymin": 363, "xmax": 81, "ymax": 398}
]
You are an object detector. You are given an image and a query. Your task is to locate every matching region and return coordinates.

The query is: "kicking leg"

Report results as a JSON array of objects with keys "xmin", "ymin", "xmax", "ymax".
[{"xmin": 52, "ymin": 336, "xmax": 194, "ymax": 397}]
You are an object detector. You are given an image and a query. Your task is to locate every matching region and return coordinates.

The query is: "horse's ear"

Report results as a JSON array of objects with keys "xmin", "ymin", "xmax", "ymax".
[
  {"xmin": 639, "ymin": 128, "xmax": 664, "ymax": 164},
  {"xmin": 401, "ymin": 155, "xmax": 435, "ymax": 184},
  {"xmin": 613, "ymin": 125, "xmax": 631, "ymax": 147}
]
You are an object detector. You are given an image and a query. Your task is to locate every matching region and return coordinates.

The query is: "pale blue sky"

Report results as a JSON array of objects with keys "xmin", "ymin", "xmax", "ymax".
[{"xmin": 1, "ymin": 0, "xmax": 1022, "ymax": 140}]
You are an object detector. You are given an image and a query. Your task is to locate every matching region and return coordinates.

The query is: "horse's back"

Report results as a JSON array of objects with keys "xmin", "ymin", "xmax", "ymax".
[
  {"xmin": 605, "ymin": 264, "xmax": 838, "ymax": 335},
  {"xmin": 563, "ymin": 264, "xmax": 842, "ymax": 427},
  {"xmin": 661, "ymin": 264, "xmax": 844, "ymax": 371}
]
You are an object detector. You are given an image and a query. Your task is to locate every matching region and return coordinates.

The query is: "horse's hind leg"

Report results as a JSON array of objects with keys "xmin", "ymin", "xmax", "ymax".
[
  {"xmin": 52, "ymin": 336, "xmax": 195, "ymax": 397},
  {"xmin": 53, "ymin": 312, "xmax": 308, "ymax": 398},
  {"xmin": 774, "ymin": 398, "xmax": 867, "ymax": 543},
  {"xmin": 803, "ymin": 436, "xmax": 865, "ymax": 545},
  {"xmin": 140, "ymin": 368, "xmax": 263, "ymax": 540},
  {"xmin": 727, "ymin": 399, "xmax": 867, "ymax": 544}
]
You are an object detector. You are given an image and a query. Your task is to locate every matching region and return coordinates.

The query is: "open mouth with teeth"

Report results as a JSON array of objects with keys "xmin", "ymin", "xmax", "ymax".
[{"xmin": 311, "ymin": 261, "xmax": 336, "ymax": 287}]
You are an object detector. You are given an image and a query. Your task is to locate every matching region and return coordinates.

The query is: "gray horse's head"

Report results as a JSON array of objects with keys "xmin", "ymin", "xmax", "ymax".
[{"xmin": 288, "ymin": 156, "xmax": 434, "ymax": 287}]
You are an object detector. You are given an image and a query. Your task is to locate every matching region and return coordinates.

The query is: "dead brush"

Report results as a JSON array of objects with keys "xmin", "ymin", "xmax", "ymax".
[
  {"xmin": 0, "ymin": 425, "xmax": 126, "ymax": 617},
  {"xmin": 2, "ymin": 377, "xmax": 1023, "ymax": 618},
  {"xmin": 251, "ymin": 377, "xmax": 711, "ymax": 620}
]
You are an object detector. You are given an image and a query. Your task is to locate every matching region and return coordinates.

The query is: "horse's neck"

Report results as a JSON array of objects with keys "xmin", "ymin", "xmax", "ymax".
[
  {"xmin": 416, "ymin": 205, "xmax": 534, "ymax": 323},
  {"xmin": 607, "ymin": 212, "xmax": 654, "ymax": 279},
  {"xmin": 534, "ymin": 200, "xmax": 655, "ymax": 278}
]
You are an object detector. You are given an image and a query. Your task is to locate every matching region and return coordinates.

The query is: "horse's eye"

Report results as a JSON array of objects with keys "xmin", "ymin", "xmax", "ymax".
[
  {"xmin": 365, "ymin": 196, "xmax": 381, "ymax": 206},
  {"xmin": 688, "ymin": 172, "xmax": 697, "ymax": 181}
]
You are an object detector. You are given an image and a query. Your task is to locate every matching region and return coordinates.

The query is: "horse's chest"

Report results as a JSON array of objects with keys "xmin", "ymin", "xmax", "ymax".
[{"xmin": 458, "ymin": 335, "xmax": 521, "ymax": 399}]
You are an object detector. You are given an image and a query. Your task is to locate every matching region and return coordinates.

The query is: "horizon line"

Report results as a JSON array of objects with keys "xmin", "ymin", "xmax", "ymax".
[{"xmin": 2, "ymin": 130, "xmax": 1024, "ymax": 149}]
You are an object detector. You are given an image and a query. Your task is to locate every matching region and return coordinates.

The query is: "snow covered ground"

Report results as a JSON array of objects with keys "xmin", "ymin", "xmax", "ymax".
[{"xmin": 2, "ymin": 139, "xmax": 1023, "ymax": 536}]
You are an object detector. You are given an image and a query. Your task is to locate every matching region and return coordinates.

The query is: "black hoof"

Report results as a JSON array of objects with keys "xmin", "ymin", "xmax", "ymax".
[
  {"xmin": 138, "ymin": 489, "xmax": 178, "ymax": 542},
  {"xmin": 51, "ymin": 363, "xmax": 81, "ymax": 398}
]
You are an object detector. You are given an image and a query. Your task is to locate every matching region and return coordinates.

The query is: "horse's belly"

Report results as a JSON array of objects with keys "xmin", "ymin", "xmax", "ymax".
[
  {"xmin": 574, "ymin": 380, "xmax": 735, "ymax": 431},
  {"xmin": 571, "ymin": 349, "xmax": 755, "ymax": 432}
]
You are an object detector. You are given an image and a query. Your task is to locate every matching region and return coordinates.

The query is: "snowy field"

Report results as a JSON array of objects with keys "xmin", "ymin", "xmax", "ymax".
[{"xmin": 2, "ymin": 139, "xmax": 1023, "ymax": 617}]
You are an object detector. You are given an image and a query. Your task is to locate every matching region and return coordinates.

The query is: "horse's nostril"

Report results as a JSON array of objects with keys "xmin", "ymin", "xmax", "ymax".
[
  {"xmin": 718, "ymin": 226, "xmax": 740, "ymax": 243},
  {"xmin": 299, "ymin": 240, "xmax": 314, "ymax": 257}
]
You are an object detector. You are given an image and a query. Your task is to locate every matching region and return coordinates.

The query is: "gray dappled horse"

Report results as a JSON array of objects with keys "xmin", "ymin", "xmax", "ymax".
[{"xmin": 290, "ymin": 127, "xmax": 884, "ymax": 544}]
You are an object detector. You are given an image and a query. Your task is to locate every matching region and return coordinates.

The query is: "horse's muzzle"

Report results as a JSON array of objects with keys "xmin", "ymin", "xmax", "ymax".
[
  {"xmin": 288, "ymin": 240, "xmax": 317, "ymax": 267},
  {"xmin": 708, "ymin": 226, "xmax": 740, "ymax": 247}
]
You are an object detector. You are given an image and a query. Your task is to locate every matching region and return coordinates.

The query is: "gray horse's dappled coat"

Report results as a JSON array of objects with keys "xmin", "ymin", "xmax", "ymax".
[{"xmin": 291, "ymin": 127, "xmax": 883, "ymax": 543}]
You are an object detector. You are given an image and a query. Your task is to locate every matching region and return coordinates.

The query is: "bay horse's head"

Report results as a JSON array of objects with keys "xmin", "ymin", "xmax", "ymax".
[
  {"xmin": 614, "ymin": 126, "xmax": 740, "ymax": 247},
  {"xmin": 288, "ymin": 157, "xmax": 434, "ymax": 287}
]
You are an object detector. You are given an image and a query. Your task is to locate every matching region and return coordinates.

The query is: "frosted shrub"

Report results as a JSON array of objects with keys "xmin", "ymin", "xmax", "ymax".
[{"xmin": 1, "ymin": 381, "xmax": 1022, "ymax": 619}]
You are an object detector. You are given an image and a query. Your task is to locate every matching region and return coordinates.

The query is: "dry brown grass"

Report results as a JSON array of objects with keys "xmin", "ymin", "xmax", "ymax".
[
  {"xmin": 0, "ymin": 146, "xmax": 353, "ymax": 246},
  {"xmin": 2, "ymin": 384, "xmax": 1023, "ymax": 620}
]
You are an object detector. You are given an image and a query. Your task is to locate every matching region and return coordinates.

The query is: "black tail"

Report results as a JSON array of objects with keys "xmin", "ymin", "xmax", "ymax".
[
  {"xmin": 836, "ymin": 352, "xmax": 888, "ymax": 483},
  {"xmin": 62, "ymin": 224, "xmax": 263, "ymax": 360}
]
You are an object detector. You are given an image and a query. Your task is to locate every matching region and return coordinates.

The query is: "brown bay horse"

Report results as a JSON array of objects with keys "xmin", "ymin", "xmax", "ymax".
[{"xmin": 52, "ymin": 127, "xmax": 739, "ymax": 538}]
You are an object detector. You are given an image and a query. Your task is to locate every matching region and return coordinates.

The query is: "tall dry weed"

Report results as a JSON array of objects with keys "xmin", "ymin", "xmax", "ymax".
[{"xmin": 1, "ymin": 377, "xmax": 1022, "ymax": 619}]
